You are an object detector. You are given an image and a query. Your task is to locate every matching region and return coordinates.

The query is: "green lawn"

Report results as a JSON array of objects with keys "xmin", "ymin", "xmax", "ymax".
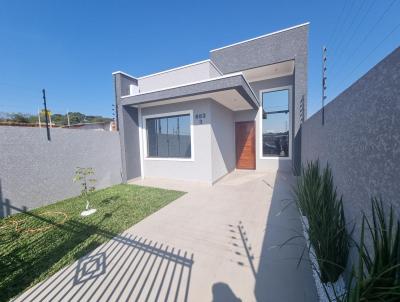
[{"xmin": 0, "ymin": 184, "xmax": 185, "ymax": 302}]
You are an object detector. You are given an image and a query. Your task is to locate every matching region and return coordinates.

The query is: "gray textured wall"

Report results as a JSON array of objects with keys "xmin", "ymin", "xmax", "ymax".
[
  {"xmin": 302, "ymin": 47, "xmax": 400, "ymax": 229},
  {"xmin": 0, "ymin": 127, "xmax": 122, "ymax": 217}
]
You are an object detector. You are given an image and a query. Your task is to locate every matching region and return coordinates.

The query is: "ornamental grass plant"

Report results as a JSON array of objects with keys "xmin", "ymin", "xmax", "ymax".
[
  {"xmin": 295, "ymin": 160, "xmax": 350, "ymax": 283},
  {"xmin": 340, "ymin": 198, "xmax": 400, "ymax": 302}
]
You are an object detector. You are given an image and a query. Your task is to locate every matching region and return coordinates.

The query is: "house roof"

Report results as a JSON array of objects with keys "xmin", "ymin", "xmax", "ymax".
[
  {"xmin": 112, "ymin": 22, "xmax": 308, "ymax": 80},
  {"xmin": 114, "ymin": 22, "xmax": 307, "ymax": 110},
  {"xmin": 120, "ymin": 73, "xmax": 259, "ymax": 111},
  {"xmin": 210, "ymin": 22, "xmax": 309, "ymax": 52}
]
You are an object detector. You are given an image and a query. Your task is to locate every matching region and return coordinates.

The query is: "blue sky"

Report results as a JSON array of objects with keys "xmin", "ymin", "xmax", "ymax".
[{"xmin": 0, "ymin": 0, "xmax": 399, "ymax": 118}]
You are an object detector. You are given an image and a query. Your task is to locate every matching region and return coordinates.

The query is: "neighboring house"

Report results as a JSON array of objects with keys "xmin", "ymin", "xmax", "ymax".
[
  {"xmin": 66, "ymin": 121, "xmax": 115, "ymax": 131},
  {"xmin": 0, "ymin": 122, "xmax": 56, "ymax": 128},
  {"xmin": 113, "ymin": 23, "xmax": 308, "ymax": 184}
]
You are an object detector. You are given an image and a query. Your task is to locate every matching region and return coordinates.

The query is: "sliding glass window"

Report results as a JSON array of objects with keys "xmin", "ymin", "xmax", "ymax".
[
  {"xmin": 262, "ymin": 89, "xmax": 290, "ymax": 157},
  {"xmin": 146, "ymin": 114, "xmax": 191, "ymax": 158}
]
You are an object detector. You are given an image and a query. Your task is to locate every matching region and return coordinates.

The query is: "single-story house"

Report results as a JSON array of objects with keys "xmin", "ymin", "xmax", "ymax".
[{"xmin": 113, "ymin": 22, "xmax": 308, "ymax": 185}]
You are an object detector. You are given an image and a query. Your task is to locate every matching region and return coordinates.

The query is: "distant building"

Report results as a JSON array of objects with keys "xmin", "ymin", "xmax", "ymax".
[
  {"xmin": 0, "ymin": 121, "xmax": 56, "ymax": 128},
  {"xmin": 66, "ymin": 121, "xmax": 115, "ymax": 131}
]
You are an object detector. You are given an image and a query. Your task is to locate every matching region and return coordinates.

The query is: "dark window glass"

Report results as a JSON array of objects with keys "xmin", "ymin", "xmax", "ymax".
[
  {"xmin": 146, "ymin": 114, "xmax": 191, "ymax": 158},
  {"xmin": 262, "ymin": 90, "xmax": 289, "ymax": 157}
]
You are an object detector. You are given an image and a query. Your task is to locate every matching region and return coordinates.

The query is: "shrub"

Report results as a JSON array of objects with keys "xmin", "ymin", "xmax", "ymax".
[
  {"xmin": 343, "ymin": 198, "xmax": 400, "ymax": 301},
  {"xmin": 295, "ymin": 160, "xmax": 350, "ymax": 283},
  {"xmin": 295, "ymin": 161, "xmax": 322, "ymax": 218}
]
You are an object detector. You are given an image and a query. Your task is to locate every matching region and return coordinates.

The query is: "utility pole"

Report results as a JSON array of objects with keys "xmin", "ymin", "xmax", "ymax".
[
  {"xmin": 113, "ymin": 75, "xmax": 119, "ymax": 131},
  {"xmin": 42, "ymin": 89, "xmax": 51, "ymax": 141},
  {"xmin": 38, "ymin": 108, "xmax": 41, "ymax": 128},
  {"xmin": 67, "ymin": 110, "xmax": 71, "ymax": 127},
  {"xmin": 112, "ymin": 103, "xmax": 116, "ymax": 131},
  {"xmin": 322, "ymin": 46, "xmax": 327, "ymax": 125}
]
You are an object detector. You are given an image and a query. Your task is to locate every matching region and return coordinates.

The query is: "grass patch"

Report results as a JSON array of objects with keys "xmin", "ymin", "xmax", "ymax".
[{"xmin": 0, "ymin": 184, "xmax": 185, "ymax": 302}]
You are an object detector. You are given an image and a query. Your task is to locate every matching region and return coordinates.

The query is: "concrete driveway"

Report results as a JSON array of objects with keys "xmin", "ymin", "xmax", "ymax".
[{"xmin": 16, "ymin": 170, "xmax": 317, "ymax": 302}]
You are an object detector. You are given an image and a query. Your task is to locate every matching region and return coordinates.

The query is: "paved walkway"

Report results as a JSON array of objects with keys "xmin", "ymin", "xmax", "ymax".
[{"xmin": 16, "ymin": 170, "xmax": 317, "ymax": 302}]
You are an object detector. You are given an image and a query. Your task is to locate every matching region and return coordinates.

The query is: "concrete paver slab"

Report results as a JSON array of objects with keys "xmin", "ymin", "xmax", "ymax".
[{"xmin": 15, "ymin": 170, "xmax": 317, "ymax": 302}]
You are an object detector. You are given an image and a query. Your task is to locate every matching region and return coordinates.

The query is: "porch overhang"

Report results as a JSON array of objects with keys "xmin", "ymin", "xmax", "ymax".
[{"xmin": 120, "ymin": 73, "xmax": 260, "ymax": 111}]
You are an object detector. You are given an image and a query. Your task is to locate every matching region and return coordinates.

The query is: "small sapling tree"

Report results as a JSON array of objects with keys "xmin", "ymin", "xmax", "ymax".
[{"xmin": 73, "ymin": 167, "xmax": 97, "ymax": 216}]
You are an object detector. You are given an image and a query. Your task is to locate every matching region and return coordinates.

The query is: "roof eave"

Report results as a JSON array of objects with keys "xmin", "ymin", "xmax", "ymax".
[{"xmin": 121, "ymin": 74, "xmax": 259, "ymax": 109}]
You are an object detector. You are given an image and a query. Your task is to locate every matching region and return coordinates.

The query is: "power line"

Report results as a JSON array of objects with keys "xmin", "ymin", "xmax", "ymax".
[
  {"xmin": 330, "ymin": 0, "xmax": 376, "ymax": 75},
  {"xmin": 329, "ymin": 0, "xmax": 356, "ymax": 51},
  {"xmin": 331, "ymin": 0, "xmax": 398, "ymax": 81},
  {"xmin": 0, "ymin": 82, "xmax": 41, "ymax": 97},
  {"xmin": 331, "ymin": 20, "xmax": 400, "ymax": 97},
  {"xmin": 331, "ymin": 0, "xmax": 368, "ymax": 57},
  {"xmin": 326, "ymin": 0, "xmax": 349, "ymax": 47}
]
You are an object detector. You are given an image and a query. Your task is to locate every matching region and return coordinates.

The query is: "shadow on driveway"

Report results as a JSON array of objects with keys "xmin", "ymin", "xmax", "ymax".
[{"xmin": 16, "ymin": 232, "xmax": 194, "ymax": 301}]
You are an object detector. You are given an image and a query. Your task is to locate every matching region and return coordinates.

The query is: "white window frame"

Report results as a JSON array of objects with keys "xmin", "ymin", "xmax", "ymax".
[
  {"xmin": 142, "ymin": 110, "xmax": 195, "ymax": 161},
  {"xmin": 259, "ymin": 86, "xmax": 292, "ymax": 160}
]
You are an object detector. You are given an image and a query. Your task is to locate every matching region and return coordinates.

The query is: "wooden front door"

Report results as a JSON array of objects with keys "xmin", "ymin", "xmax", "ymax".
[{"xmin": 235, "ymin": 121, "xmax": 256, "ymax": 169}]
